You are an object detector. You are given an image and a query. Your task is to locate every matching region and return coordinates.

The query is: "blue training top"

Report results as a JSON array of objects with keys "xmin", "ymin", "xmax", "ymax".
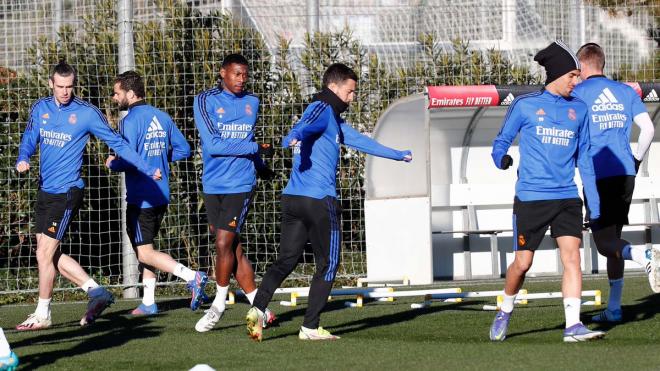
[
  {"xmin": 491, "ymin": 89, "xmax": 600, "ymax": 219},
  {"xmin": 108, "ymin": 101, "xmax": 191, "ymax": 208},
  {"xmin": 16, "ymin": 96, "xmax": 158, "ymax": 194},
  {"xmin": 571, "ymin": 76, "xmax": 647, "ymax": 180},
  {"xmin": 283, "ymin": 91, "xmax": 411, "ymax": 200},
  {"xmin": 194, "ymin": 87, "xmax": 263, "ymax": 194}
]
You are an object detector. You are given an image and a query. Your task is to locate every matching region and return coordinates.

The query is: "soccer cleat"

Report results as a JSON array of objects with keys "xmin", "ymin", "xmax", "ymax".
[
  {"xmin": 16, "ymin": 313, "xmax": 52, "ymax": 331},
  {"xmin": 130, "ymin": 303, "xmax": 158, "ymax": 316},
  {"xmin": 591, "ymin": 308, "xmax": 622, "ymax": 323},
  {"xmin": 80, "ymin": 286, "xmax": 115, "ymax": 326},
  {"xmin": 563, "ymin": 323, "xmax": 606, "ymax": 342},
  {"xmin": 187, "ymin": 272, "xmax": 209, "ymax": 311},
  {"xmin": 246, "ymin": 307, "xmax": 265, "ymax": 342},
  {"xmin": 645, "ymin": 248, "xmax": 660, "ymax": 293},
  {"xmin": 195, "ymin": 306, "xmax": 224, "ymax": 333},
  {"xmin": 298, "ymin": 326, "xmax": 340, "ymax": 341},
  {"xmin": 0, "ymin": 352, "xmax": 19, "ymax": 371},
  {"xmin": 489, "ymin": 310, "xmax": 511, "ymax": 341},
  {"xmin": 263, "ymin": 308, "xmax": 276, "ymax": 329}
]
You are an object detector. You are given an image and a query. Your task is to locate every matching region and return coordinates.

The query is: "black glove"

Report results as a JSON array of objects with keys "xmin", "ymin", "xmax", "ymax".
[
  {"xmin": 500, "ymin": 155, "xmax": 513, "ymax": 170},
  {"xmin": 634, "ymin": 157, "xmax": 642, "ymax": 174},
  {"xmin": 257, "ymin": 167, "xmax": 275, "ymax": 180},
  {"xmin": 258, "ymin": 143, "xmax": 275, "ymax": 158}
]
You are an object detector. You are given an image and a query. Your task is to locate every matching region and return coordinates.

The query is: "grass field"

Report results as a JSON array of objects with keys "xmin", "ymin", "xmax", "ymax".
[{"xmin": 2, "ymin": 275, "xmax": 659, "ymax": 370}]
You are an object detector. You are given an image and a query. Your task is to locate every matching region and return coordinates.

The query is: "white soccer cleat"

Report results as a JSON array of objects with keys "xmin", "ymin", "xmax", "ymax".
[
  {"xmin": 645, "ymin": 247, "xmax": 660, "ymax": 294},
  {"xmin": 16, "ymin": 313, "xmax": 52, "ymax": 331},
  {"xmin": 195, "ymin": 306, "xmax": 223, "ymax": 333},
  {"xmin": 298, "ymin": 326, "xmax": 340, "ymax": 341}
]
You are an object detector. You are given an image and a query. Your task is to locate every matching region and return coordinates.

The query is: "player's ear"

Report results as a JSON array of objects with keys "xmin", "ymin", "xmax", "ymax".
[
  {"xmin": 48, "ymin": 78, "xmax": 54, "ymax": 89},
  {"xmin": 220, "ymin": 67, "xmax": 227, "ymax": 80}
]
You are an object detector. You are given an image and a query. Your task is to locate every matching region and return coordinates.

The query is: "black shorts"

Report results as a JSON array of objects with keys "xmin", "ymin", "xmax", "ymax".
[
  {"xmin": 35, "ymin": 187, "xmax": 84, "ymax": 241},
  {"xmin": 513, "ymin": 197, "xmax": 583, "ymax": 251},
  {"xmin": 203, "ymin": 191, "xmax": 254, "ymax": 233},
  {"xmin": 585, "ymin": 176, "xmax": 635, "ymax": 231},
  {"xmin": 126, "ymin": 204, "xmax": 167, "ymax": 247}
]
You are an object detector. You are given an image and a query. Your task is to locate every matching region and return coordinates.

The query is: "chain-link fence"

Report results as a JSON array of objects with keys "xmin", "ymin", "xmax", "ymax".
[{"xmin": 0, "ymin": 0, "xmax": 657, "ymax": 297}]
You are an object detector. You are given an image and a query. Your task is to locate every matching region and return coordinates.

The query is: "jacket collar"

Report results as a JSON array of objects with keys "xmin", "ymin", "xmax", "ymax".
[{"xmin": 313, "ymin": 87, "xmax": 348, "ymax": 115}]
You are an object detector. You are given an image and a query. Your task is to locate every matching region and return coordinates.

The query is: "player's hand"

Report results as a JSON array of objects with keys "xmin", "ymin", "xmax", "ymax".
[
  {"xmin": 258, "ymin": 143, "xmax": 275, "ymax": 158},
  {"xmin": 105, "ymin": 155, "xmax": 116, "ymax": 168},
  {"xmin": 257, "ymin": 167, "xmax": 275, "ymax": 180},
  {"xmin": 287, "ymin": 138, "xmax": 299, "ymax": 147},
  {"xmin": 500, "ymin": 155, "xmax": 513, "ymax": 170},
  {"xmin": 16, "ymin": 161, "xmax": 30, "ymax": 173},
  {"xmin": 584, "ymin": 217, "xmax": 600, "ymax": 230},
  {"xmin": 402, "ymin": 150, "xmax": 412, "ymax": 162},
  {"xmin": 152, "ymin": 168, "xmax": 162, "ymax": 181},
  {"xmin": 634, "ymin": 157, "xmax": 642, "ymax": 174}
]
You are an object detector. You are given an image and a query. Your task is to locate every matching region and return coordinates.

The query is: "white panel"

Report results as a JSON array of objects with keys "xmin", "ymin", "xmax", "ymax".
[{"xmin": 365, "ymin": 197, "xmax": 433, "ymax": 284}]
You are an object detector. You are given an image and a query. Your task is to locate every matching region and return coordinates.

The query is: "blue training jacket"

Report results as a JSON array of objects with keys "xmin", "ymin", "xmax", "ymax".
[
  {"xmin": 194, "ymin": 88, "xmax": 264, "ymax": 194},
  {"xmin": 16, "ymin": 96, "xmax": 158, "ymax": 194},
  {"xmin": 108, "ymin": 101, "xmax": 191, "ymax": 208},
  {"xmin": 571, "ymin": 76, "xmax": 647, "ymax": 180},
  {"xmin": 283, "ymin": 99, "xmax": 411, "ymax": 200},
  {"xmin": 491, "ymin": 89, "xmax": 600, "ymax": 219}
]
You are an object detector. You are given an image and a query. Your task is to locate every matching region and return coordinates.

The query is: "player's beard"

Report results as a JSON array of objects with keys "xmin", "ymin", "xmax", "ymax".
[{"xmin": 117, "ymin": 98, "xmax": 130, "ymax": 111}]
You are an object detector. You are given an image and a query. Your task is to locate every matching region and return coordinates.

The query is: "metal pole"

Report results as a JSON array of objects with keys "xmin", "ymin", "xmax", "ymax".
[
  {"xmin": 53, "ymin": 0, "xmax": 63, "ymax": 45},
  {"xmin": 307, "ymin": 0, "xmax": 319, "ymax": 35},
  {"xmin": 117, "ymin": 0, "xmax": 139, "ymax": 299}
]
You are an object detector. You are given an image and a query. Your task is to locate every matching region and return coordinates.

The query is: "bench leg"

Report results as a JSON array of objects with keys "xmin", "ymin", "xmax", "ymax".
[{"xmin": 490, "ymin": 233, "xmax": 499, "ymax": 278}]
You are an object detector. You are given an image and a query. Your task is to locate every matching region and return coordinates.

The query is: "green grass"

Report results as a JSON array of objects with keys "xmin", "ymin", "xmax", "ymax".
[{"xmin": 2, "ymin": 276, "xmax": 660, "ymax": 370}]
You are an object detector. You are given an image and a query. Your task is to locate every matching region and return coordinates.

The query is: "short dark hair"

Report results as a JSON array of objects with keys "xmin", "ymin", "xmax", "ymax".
[
  {"xmin": 50, "ymin": 61, "xmax": 77, "ymax": 83},
  {"xmin": 322, "ymin": 63, "xmax": 358, "ymax": 87},
  {"xmin": 576, "ymin": 43, "xmax": 605, "ymax": 70},
  {"xmin": 114, "ymin": 70, "xmax": 145, "ymax": 98},
  {"xmin": 222, "ymin": 53, "xmax": 249, "ymax": 68}
]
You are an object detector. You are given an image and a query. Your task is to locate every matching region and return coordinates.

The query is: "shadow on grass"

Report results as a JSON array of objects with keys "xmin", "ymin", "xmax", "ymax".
[
  {"xmin": 263, "ymin": 300, "xmax": 474, "ymax": 340},
  {"xmin": 585, "ymin": 292, "xmax": 660, "ymax": 331},
  {"xmin": 11, "ymin": 310, "xmax": 164, "ymax": 369}
]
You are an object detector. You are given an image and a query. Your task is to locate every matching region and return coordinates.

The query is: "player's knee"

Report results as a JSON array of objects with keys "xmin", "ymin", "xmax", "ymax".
[{"xmin": 512, "ymin": 258, "xmax": 532, "ymax": 274}]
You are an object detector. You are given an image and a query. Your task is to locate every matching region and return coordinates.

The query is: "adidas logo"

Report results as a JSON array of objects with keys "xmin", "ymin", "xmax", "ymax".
[
  {"xmin": 228, "ymin": 218, "xmax": 237, "ymax": 228},
  {"xmin": 645, "ymin": 89, "xmax": 659, "ymax": 102},
  {"xmin": 501, "ymin": 93, "xmax": 515, "ymax": 106},
  {"xmin": 592, "ymin": 88, "xmax": 624, "ymax": 111},
  {"xmin": 145, "ymin": 116, "xmax": 166, "ymax": 140}
]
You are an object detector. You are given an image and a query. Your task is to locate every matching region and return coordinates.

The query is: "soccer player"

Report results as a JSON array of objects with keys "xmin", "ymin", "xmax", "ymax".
[
  {"xmin": 15, "ymin": 61, "xmax": 162, "ymax": 330},
  {"xmin": 105, "ymin": 71, "xmax": 208, "ymax": 315},
  {"xmin": 489, "ymin": 41, "xmax": 605, "ymax": 342},
  {"xmin": 193, "ymin": 53, "xmax": 275, "ymax": 332},
  {"xmin": 246, "ymin": 63, "xmax": 412, "ymax": 341},
  {"xmin": 572, "ymin": 43, "xmax": 658, "ymax": 322}
]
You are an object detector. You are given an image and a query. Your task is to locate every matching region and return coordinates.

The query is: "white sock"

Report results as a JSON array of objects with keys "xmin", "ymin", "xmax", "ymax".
[
  {"xmin": 500, "ymin": 292, "xmax": 517, "ymax": 313},
  {"xmin": 35, "ymin": 297, "xmax": 51, "ymax": 319},
  {"xmin": 563, "ymin": 297, "xmax": 582, "ymax": 328},
  {"xmin": 212, "ymin": 285, "xmax": 229, "ymax": 312},
  {"xmin": 142, "ymin": 278, "xmax": 156, "ymax": 306},
  {"xmin": 173, "ymin": 263, "xmax": 197, "ymax": 282},
  {"xmin": 607, "ymin": 278, "xmax": 623, "ymax": 312},
  {"xmin": 0, "ymin": 328, "xmax": 11, "ymax": 358},
  {"xmin": 630, "ymin": 246, "xmax": 649, "ymax": 266},
  {"xmin": 245, "ymin": 289, "xmax": 257, "ymax": 305},
  {"xmin": 81, "ymin": 279, "xmax": 99, "ymax": 293}
]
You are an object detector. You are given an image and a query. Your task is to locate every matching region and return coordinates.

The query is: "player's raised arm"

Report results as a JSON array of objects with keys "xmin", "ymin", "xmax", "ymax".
[
  {"xmin": 106, "ymin": 117, "xmax": 136, "ymax": 172},
  {"xmin": 283, "ymin": 101, "xmax": 330, "ymax": 147},
  {"xmin": 491, "ymin": 100, "xmax": 524, "ymax": 170},
  {"xmin": 15, "ymin": 102, "xmax": 42, "ymax": 172},
  {"xmin": 168, "ymin": 119, "xmax": 191, "ymax": 162},
  {"xmin": 88, "ymin": 107, "xmax": 160, "ymax": 179},
  {"xmin": 340, "ymin": 122, "xmax": 411, "ymax": 161},
  {"xmin": 193, "ymin": 93, "xmax": 258, "ymax": 156}
]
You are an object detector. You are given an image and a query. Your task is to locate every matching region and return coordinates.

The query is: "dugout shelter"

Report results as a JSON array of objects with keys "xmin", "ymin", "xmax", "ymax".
[{"xmin": 364, "ymin": 83, "xmax": 660, "ymax": 284}]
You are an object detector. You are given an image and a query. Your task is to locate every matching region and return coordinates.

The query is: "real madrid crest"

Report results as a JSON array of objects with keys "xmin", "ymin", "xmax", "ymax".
[{"xmin": 68, "ymin": 113, "xmax": 77, "ymax": 124}]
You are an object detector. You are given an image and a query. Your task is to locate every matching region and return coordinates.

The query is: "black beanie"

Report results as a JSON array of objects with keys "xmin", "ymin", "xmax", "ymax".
[{"xmin": 534, "ymin": 40, "xmax": 581, "ymax": 85}]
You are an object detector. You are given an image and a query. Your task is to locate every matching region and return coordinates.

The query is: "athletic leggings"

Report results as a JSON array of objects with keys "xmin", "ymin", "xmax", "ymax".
[{"xmin": 253, "ymin": 194, "xmax": 341, "ymax": 328}]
